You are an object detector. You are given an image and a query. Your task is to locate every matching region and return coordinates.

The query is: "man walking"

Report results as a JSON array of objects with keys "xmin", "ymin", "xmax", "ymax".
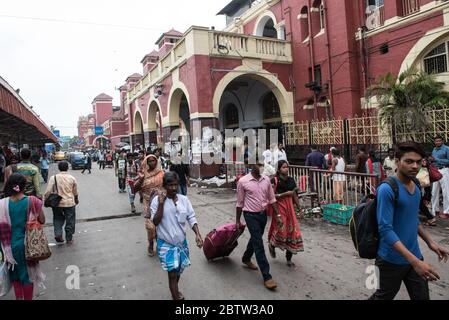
[
  {"xmin": 115, "ymin": 150, "xmax": 127, "ymax": 193},
  {"xmin": 44, "ymin": 161, "xmax": 79, "ymax": 244},
  {"xmin": 98, "ymin": 150, "xmax": 105, "ymax": 170},
  {"xmin": 81, "ymin": 152, "xmax": 92, "ymax": 174},
  {"xmin": 431, "ymin": 136, "xmax": 449, "ymax": 220},
  {"xmin": 236, "ymin": 161, "xmax": 280, "ymax": 290},
  {"xmin": 39, "ymin": 152, "xmax": 50, "ymax": 183},
  {"xmin": 7, "ymin": 149, "xmax": 41, "ymax": 198},
  {"xmin": 273, "ymin": 143, "xmax": 288, "ymax": 165},
  {"xmin": 383, "ymin": 148, "xmax": 397, "ymax": 177},
  {"xmin": 305, "ymin": 145, "xmax": 324, "ymax": 168},
  {"xmin": 370, "ymin": 142, "xmax": 448, "ymax": 300}
]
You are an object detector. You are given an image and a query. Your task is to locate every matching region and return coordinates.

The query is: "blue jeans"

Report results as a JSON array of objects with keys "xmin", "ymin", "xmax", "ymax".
[
  {"xmin": 178, "ymin": 184, "xmax": 188, "ymax": 196},
  {"xmin": 242, "ymin": 211, "xmax": 272, "ymax": 281}
]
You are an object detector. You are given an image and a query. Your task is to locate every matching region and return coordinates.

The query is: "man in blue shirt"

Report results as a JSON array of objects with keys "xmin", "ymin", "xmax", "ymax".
[
  {"xmin": 39, "ymin": 152, "xmax": 50, "ymax": 183},
  {"xmin": 370, "ymin": 142, "xmax": 449, "ymax": 300},
  {"xmin": 431, "ymin": 136, "xmax": 449, "ymax": 220}
]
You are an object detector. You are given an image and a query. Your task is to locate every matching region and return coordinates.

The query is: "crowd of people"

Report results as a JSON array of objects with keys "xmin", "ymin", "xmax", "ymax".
[{"xmin": 1, "ymin": 137, "xmax": 448, "ymax": 300}]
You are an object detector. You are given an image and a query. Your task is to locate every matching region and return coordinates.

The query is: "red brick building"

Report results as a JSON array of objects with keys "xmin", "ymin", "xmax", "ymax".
[{"xmin": 121, "ymin": 0, "xmax": 449, "ymax": 174}]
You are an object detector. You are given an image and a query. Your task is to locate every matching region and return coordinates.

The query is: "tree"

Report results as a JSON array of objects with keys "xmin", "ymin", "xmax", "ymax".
[{"xmin": 366, "ymin": 67, "xmax": 449, "ymax": 136}]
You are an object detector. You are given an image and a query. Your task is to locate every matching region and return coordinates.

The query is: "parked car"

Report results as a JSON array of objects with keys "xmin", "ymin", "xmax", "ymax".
[
  {"xmin": 70, "ymin": 152, "xmax": 86, "ymax": 170},
  {"xmin": 53, "ymin": 151, "xmax": 67, "ymax": 162}
]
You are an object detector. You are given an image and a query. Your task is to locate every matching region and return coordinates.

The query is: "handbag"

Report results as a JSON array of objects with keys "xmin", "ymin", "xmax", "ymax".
[
  {"xmin": 44, "ymin": 176, "xmax": 62, "ymax": 208},
  {"xmin": 0, "ymin": 259, "xmax": 12, "ymax": 297},
  {"xmin": 25, "ymin": 199, "xmax": 52, "ymax": 261},
  {"xmin": 417, "ymin": 168, "xmax": 430, "ymax": 188},
  {"xmin": 428, "ymin": 164, "xmax": 443, "ymax": 183}
]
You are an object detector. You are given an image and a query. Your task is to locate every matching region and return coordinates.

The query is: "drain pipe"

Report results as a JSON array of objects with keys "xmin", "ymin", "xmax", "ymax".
[
  {"xmin": 307, "ymin": 0, "xmax": 317, "ymax": 119},
  {"xmin": 323, "ymin": 0, "xmax": 335, "ymax": 118}
]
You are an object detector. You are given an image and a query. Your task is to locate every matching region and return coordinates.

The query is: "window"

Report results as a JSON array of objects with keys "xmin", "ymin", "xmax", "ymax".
[
  {"xmin": 367, "ymin": 0, "xmax": 384, "ymax": 7},
  {"xmin": 262, "ymin": 92, "xmax": 281, "ymax": 122},
  {"xmin": 319, "ymin": 4, "xmax": 325, "ymax": 30},
  {"xmin": 424, "ymin": 43, "xmax": 448, "ymax": 74},
  {"xmin": 300, "ymin": 6, "xmax": 309, "ymax": 41}
]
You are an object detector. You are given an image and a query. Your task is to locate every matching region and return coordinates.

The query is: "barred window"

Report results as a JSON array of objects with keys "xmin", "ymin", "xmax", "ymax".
[{"xmin": 424, "ymin": 43, "xmax": 448, "ymax": 74}]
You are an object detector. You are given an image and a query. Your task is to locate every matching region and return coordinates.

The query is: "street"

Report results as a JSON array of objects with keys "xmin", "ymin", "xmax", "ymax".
[{"xmin": 3, "ymin": 163, "xmax": 449, "ymax": 300}]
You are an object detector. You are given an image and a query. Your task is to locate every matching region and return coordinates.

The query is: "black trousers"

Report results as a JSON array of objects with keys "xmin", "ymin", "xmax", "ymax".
[
  {"xmin": 369, "ymin": 258, "xmax": 430, "ymax": 300},
  {"xmin": 242, "ymin": 212, "xmax": 272, "ymax": 281}
]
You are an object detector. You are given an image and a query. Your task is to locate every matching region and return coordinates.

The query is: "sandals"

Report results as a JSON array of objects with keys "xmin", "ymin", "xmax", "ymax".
[{"xmin": 424, "ymin": 218, "xmax": 437, "ymax": 227}]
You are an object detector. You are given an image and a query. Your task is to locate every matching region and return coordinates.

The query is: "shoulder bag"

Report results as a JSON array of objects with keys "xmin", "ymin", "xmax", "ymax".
[
  {"xmin": 25, "ymin": 197, "xmax": 52, "ymax": 261},
  {"xmin": 44, "ymin": 175, "xmax": 62, "ymax": 208}
]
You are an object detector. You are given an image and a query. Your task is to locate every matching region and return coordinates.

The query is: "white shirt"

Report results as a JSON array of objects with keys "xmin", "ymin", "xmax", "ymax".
[
  {"xmin": 273, "ymin": 149, "xmax": 288, "ymax": 164},
  {"xmin": 150, "ymin": 195, "xmax": 198, "ymax": 245},
  {"xmin": 262, "ymin": 149, "xmax": 273, "ymax": 165}
]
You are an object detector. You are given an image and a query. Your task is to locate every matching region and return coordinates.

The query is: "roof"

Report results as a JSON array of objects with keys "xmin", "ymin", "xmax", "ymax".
[
  {"xmin": 126, "ymin": 73, "xmax": 142, "ymax": 81},
  {"xmin": 217, "ymin": 0, "xmax": 253, "ymax": 15},
  {"xmin": 140, "ymin": 50, "xmax": 160, "ymax": 63},
  {"xmin": 93, "ymin": 93, "xmax": 113, "ymax": 101},
  {"xmin": 0, "ymin": 76, "xmax": 58, "ymax": 143},
  {"xmin": 118, "ymin": 84, "xmax": 127, "ymax": 91},
  {"xmin": 155, "ymin": 29, "xmax": 183, "ymax": 45}
]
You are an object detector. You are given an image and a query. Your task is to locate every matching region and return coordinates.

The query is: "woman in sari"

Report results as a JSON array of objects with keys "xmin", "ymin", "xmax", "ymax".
[
  {"xmin": 0, "ymin": 173, "xmax": 46, "ymax": 300},
  {"xmin": 267, "ymin": 160, "xmax": 304, "ymax": 267},
  {"xmin": 137, "ymin": 154, "xmax": 165, "ymax": 257}
]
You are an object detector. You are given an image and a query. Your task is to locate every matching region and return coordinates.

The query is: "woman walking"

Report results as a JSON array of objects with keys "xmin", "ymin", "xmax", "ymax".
[
  {"xmin": 151, "ymin": 172, "xmax": 203, "ymax": 300},
  {"xmin": 267, "ymin": 160, "xmax": 304, "ymax": 267},
  {"xmin": 0, "ymin": 173, "xmax": 46, "ymax": 300},
  {"xmin": 137, "ymin": 154, "xmax": 164, "ymax": 256}
]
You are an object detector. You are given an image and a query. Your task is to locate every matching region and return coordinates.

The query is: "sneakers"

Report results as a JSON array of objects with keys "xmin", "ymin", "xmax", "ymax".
[
  {"xmin": 242, "ymin": 260, "xmax": 258, "ymax": 270},
  {"xmin": 131, "ymin": 204, "xmax": 136, "ymax": 213},
  {"xmin": 264, "ymin": 279, "xmax": 277, "ymax": 290}
]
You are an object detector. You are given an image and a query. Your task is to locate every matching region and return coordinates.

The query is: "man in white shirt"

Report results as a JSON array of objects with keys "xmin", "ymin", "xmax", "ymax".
[
  {"xmin": 273, "ymin": 143, "xmax": 288, "ymax": 165},
  {"xmin": 383, "ymin": 148, "xmax": 397, "ymax": 177}
]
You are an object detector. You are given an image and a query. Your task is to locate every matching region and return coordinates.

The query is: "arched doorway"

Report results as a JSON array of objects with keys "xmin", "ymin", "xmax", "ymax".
[
  {"xmin": 167, "ymin": 88, "xmax": 191, "ymax": 157},
  {"xmin": 147, "ymin": 100, "xmax": 162, "ymax": 147},
  {"xmin": 218, "ymin": 75, "xmax": 283, "ymax": 145},
  {"xmin": 255, "ymin": 14, "xmax": 278, "ymax": 38},
  {"xmin": 133, "ymin": 111, "xmax": 145, "ymax": 150}
]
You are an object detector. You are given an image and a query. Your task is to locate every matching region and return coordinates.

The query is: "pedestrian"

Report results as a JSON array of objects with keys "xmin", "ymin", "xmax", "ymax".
[
  {"xmin": 273, "ymin": 143, "xmax": 288, "ymax": 166},
  {"xmin": 236, "ymin": 161, "xmax": 279, "ymax": 290},
  {"xmin": 366, "ymin": 150, "xmax": 386, "ymax": 193},
  {"xmin": 4, "ymin": 149, "xmax": 41, "ymax": 198},
  {"xmin": 150, "ymin": 172, "xmax": 203, "ymax": 300},
  {"xmin": 39, "ymin": 153, "xmax": 50, "ymax": 183},
  {"xmin": 355, "ymin": 147, "xmax": 369, "ymax": 173},
  {"xmin": 0, "ymin": 173, "xmax": 46, "ymax": 300},
  {"xmin": 136, "ymin": 150, "xmax": 145, "ymax": 204},
  {"xmin": 115, "ymin": 151, "xmax": 127, "ymax": 193},
  {"xmin": 383, "ymin": 148, "xmax": 398, "ymax": 177},
  {"xmin": 0, "ymin": 149, "xmax": 5, "ymax": 183},
  {"xmin": 331, "ymin": 148, "xmax": 346, "ymax": 204},
  {"xmin": 370, "ymin": 142, "xmax": 449, "ymax": 300},
  {"xmin": 419, "ymin": 157, "xmax": 437, "ymax": 227},
  {"xmin": 267, "ymin": 160, "xmax": 304, "ymax": 267},
  {"xmin": 137, "ymin": 154, "xmax": 164, "ymax": 256},
  {"xmin": 431, "ymin": 136, "xmax": 449, "ymax": 220},
  {"xmin": 98, "ymin": 150, "xmax": 105, "ymax": 170},
  {"xmin": 305, "ymin": 145, "xmax": 324, "ymax": 168},
  {"xmin": 44, "ymin": 161, "xmax": 79, "ymax": 244},
  {"xmin": 324, "ymin": 147, "xmax": 336, "ymax": 170},
  {"xmin": 106, "ymin": 152, "xmax": 113, "ymax": 168},
  {"xmin": 126, "ymin": 153, "xmax": 140, "ymax": 213},
  {"xmin": 169, "ymin": 153, "xmax": 190, "ymax": 196},
  {"xmin": 81, "ymin": 152, "xmax": 92, "ymax": 174}
]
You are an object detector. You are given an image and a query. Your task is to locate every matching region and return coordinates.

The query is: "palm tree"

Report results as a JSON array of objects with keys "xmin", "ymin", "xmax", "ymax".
[{"xmin": 366, "ymin": 67, "xmax": 449, "ymax": 140}]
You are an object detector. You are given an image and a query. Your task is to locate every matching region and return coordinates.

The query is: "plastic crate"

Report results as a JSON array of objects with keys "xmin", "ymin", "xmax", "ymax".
[{"xmin": 322, "ymin": 203, "xmax": 355, "ymax": 226}]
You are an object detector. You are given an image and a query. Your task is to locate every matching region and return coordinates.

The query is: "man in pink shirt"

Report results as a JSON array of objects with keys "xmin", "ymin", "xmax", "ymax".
[{"xmin": 236, "ymin": 162, "xmax": 280, "ymax": 290}]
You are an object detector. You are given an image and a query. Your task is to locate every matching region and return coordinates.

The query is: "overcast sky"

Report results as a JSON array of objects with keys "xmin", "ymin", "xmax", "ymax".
[{"xmin": 0, "ymin": 0, "xmax": 230, "ymax": 137}]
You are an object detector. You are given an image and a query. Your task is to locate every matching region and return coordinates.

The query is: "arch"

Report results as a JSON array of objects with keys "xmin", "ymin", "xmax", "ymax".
[
  {"xmin": 300, "ymin": 6, "xmax": 310, "ymax": 41},
  {"xmin": 213, "ymin": 66, "xmax": 294, "ymax": 124},
  {"xmin": 254, "ymin": 11, "xmax": 278, "ymax": 38},
  {"xmin": 133, "ymin": 110, "xmax": 144, "ymax": 134},
  {"xmin": 167, "ymin": 81, "xmax": 191, "ymax": 127},
  {"xmin": 399, "ymin": 26, "xmax": 449, "ymax": 75},
  {"xmin": 92, "ymin": 135, "xmax": 110, "ymax": 145},
  {"xmin": 147, "ymin": 99, "xmax": 162, "ymax": 131}
]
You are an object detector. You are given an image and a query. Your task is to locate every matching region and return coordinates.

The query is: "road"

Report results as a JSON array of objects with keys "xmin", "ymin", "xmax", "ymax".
[{"xmin": 2, "ymin": 163, "xmax": 449, "ymax": 300}]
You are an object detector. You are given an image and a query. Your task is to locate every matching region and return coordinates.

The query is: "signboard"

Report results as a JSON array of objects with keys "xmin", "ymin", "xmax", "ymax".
[
  {"xmin": 53, "ymin": 130, "xmax": 60, "ymax": 138},
  {"xmin": 95, "ymin": 126, "xmax": 104, "ymax": 135}
]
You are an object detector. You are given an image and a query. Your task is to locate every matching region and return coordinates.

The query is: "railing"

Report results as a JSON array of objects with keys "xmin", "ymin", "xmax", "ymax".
[
  {"xmin": 402, "ymin": 0, "xmax": 420, "ymax": 16},
  {"xmin": 289, "ymin": 166, "xmax": 380, "ymax": 207},
  {"xmin": 127, "ymin": 27, "xmax": 292, "ymax": 104}
]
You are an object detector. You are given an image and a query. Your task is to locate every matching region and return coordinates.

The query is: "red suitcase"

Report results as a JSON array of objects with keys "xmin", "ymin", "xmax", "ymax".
[{"xmin": 203, "ymin": 223, "xmax": 246, "ymax": 261}]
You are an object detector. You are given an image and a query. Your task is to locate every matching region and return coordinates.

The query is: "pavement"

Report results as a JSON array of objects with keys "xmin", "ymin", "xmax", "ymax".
[{"xmin": 2, "ymin": 163, "xmax": 449, "ymax": 300}]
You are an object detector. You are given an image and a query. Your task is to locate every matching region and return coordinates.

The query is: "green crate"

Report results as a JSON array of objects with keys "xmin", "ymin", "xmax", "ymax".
[{"xmin": 322, "ymin": 203, "xmax": 355, "ymax": 226}]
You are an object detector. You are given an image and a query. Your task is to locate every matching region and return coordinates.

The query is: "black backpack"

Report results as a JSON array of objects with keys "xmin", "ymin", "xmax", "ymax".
[{"xmin": 349, "ymin": 177, "xmax": 422, "ymax": 259}]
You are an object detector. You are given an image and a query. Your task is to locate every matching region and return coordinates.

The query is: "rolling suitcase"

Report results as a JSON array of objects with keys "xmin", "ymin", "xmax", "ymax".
[{"xmin": 203, "ymin": 223, "xmax": 246, "ymax": 261}]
